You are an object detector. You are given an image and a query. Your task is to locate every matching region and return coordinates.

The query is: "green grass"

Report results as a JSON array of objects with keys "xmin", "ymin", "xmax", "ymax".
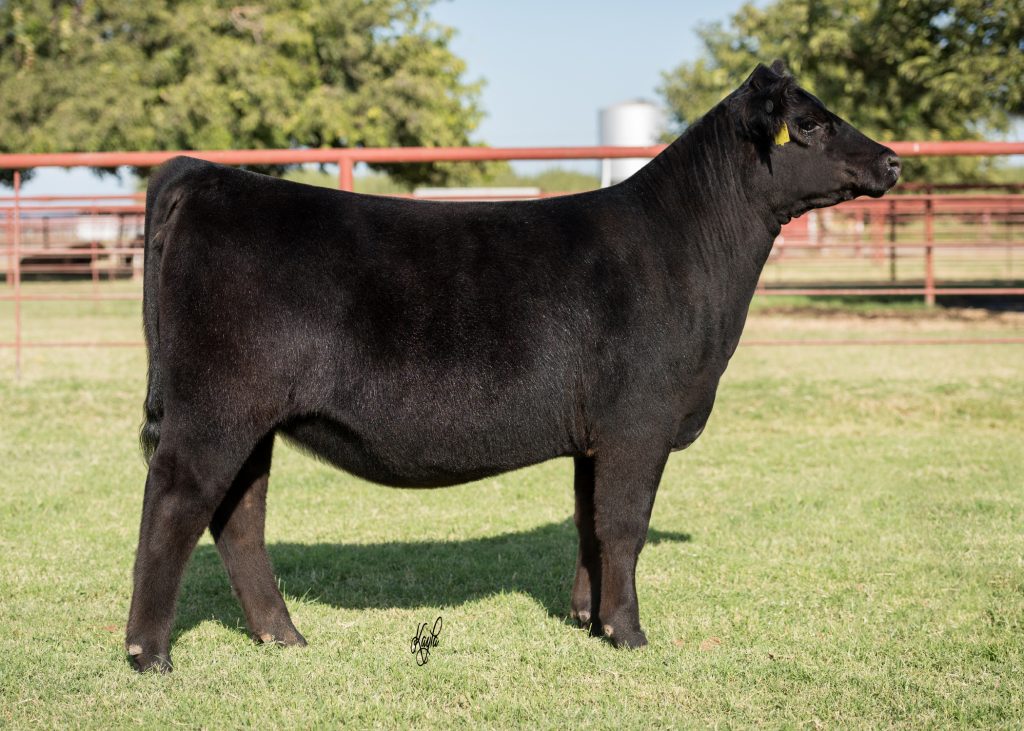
[{"xmin": 1, "ymin": 288, "xmax": 1023, "ymax": 728}]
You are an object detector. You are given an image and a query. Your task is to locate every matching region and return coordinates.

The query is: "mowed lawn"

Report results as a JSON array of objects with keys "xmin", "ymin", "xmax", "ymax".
[{"xmin": 1, "ymin": 289, "xmax": 1022, "ymax": 728}]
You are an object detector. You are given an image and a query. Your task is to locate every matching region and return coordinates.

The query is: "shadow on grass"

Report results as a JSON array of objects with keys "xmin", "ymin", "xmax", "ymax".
[
  {"xmin": 173, "ymin": 519, "xmax": 691, "ymax": 640},
  {"xmin": 753, "ymin": 290, "xmax": 1024, "ymax": 313}
]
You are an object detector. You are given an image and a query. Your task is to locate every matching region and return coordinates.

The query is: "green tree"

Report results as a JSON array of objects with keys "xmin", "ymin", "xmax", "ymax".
[
  {"xmin": 0, "ymin": 0, "xmax": 484, "ymax": 186},
  {"xmin": 659, "ymin": 0, "xmax": 1024, "ymax": 182}
]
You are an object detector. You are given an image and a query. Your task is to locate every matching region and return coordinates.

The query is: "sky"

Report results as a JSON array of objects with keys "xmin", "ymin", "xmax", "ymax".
[
  {"xmin": 431, "ymin": 0, "xmax": 751, "ymax": 149},
  {"xmin": 21, "ymin": 0, "xmax": 753, "ymax": 195}
]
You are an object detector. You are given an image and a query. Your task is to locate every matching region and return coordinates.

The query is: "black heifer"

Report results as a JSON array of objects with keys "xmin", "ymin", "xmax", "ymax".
[{"xmin": 126, "ymin": 61, "xmax": 899, "ymax": 671}]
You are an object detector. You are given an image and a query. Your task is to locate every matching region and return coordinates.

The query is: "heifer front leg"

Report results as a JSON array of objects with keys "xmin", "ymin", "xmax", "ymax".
[
  {"xmin": 209, "ymin": 434, "xmax": 306, "ymax": 648},
  {"xmin": 570, "ymin": 456, "xmax": 600, "ymax": 627},
  {"xmin": 592, "ymin": 447, "xmax": 668, "ymax": 649}
]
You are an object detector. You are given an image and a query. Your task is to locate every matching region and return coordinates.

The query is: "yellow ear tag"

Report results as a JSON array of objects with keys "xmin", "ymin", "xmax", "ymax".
[{"xmin": 774, "ymin": 123, "xmax": 790, "ymax": 146}]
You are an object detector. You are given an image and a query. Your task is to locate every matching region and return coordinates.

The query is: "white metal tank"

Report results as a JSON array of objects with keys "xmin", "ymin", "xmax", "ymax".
[{"xmin": 599, "ymin": 100, "xmax": 666, "ymax": 187}]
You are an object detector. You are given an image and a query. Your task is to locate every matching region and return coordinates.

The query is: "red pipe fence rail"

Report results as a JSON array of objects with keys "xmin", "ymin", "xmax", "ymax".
[{"xmin": 2, "ymin": 142, "xmax": 1024, "ymax": 375}]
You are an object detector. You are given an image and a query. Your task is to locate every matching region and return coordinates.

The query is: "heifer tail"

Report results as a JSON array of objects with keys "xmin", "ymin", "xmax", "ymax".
[{"xmin": 140, "ymin": 158, "xmax": 190, "ymax": 462}]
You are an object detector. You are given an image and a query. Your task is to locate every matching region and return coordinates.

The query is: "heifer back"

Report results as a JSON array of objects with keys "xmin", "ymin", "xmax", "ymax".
[{"xmin": 126, "ymin": 60, "xmax": 900, "ymax": 672}]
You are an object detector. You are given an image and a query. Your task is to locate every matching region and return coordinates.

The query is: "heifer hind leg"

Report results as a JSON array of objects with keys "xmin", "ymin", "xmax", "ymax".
[
  {"xmin": 126, "ymin": 429, "xmax": 260, "ymax": 672},
  {"xmin": 570, "ymin": 456, "xmax": 600, "ymax": 628},
  {"xmin": 209, "ymin": 433, "xmax": 306, "ymax": 648}
]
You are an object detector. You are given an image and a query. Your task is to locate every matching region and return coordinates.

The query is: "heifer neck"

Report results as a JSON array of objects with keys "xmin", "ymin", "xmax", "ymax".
[{"xmin": 625, "ymin": 105, "xmax": 782, "ymax": 299}]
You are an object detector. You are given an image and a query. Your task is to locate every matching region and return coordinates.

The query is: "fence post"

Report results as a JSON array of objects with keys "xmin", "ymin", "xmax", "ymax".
[
  {"xmin": 855, "ymin": 210, "xmax": 864, "ymax": 257},
  {"xmin": 338, "ymin": 156, "xmax": 354, "ymax": 192},
  {"xmin": 1009, "ymin": 204, "xmax": 1015, "ymax": 278},
  {"xmin": 870, "ymin": 208, "xmax": 887, "ymax": 266},
  {"xmin": 4, "ymin": 202, "xmax": 11, "ymax": 287},
  {"xmin": 924, "ymin": 197, "xmax": 935, "ymax": 306},
  {"xmin": 888, "ymin": 199, "xmax": 897, "ymax": 281},
  {"xmin": 13, "ymin": 170, "xmax": 22, "ymax": 378},
  {"xmin": 116, "ymin": 213, "xmax": 125, "ymax": 281},
  {"xmin": 91, "ymin": 238, "xmax": 99, "ymax": 291},
  {"xmin": 90, "ymin": 205, "xmax": 100, "ymax": 293}
]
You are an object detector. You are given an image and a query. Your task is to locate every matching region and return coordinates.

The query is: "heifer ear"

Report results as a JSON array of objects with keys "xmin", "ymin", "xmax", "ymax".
[{"xmin": 733, "ymin": 63, "xmax": 793, "ymax": 153}]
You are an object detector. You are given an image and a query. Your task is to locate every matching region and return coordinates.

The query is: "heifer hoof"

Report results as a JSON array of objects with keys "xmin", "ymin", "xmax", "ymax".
[
  {"xmin": 570, "ymin": 608, "xmax": 592, "ymax": 628},
  {"xmin": 601, "ymin": 624, "xmax": 648, "ymax": 650},
  {"xmin": 255, "ymin": 626, "xmax": 307, "ymax": 647},
  {"xmin": 128, "ymin": 649, "xmax": 173, "ymax": 673}
]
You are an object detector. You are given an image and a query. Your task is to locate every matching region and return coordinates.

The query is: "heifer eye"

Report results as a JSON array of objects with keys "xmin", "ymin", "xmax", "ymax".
[{"xmin": 798, "ymin": 119, "xmax": 820, "ymax": 134}]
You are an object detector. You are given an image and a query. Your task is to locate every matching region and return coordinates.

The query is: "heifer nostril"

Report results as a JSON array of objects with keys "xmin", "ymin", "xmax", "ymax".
[{"xmin": 887, "ymin": 155, "xmax": 902, "ymax": 177}]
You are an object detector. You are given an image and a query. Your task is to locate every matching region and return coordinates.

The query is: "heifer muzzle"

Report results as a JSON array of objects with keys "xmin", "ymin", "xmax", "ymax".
[{"xmin": 863, "ymin": 148, "xmax": 901, "ymax": 197}]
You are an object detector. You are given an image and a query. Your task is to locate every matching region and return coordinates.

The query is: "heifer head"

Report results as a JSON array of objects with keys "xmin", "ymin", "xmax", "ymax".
[{"xmin": 728, "ymin": 60, "xmax": 900, "ymax": 225}]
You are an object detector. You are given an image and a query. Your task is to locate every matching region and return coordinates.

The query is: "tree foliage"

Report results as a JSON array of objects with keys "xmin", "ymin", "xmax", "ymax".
[
  {"xmin": 659, "ymin": 0, "xmax": 1024, "ymax": 182},
  {"xmin": 0, "ymin": 0, "xmax": 484, "ymax": 185}
]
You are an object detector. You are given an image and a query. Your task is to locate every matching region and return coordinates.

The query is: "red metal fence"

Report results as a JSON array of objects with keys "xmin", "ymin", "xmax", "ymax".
[
  {"xmin": 2, "ymin": 142, "xmax": 1024, "ymax": 375},
  {"xmin": 766, "ymin": 193, "xmax": 1024, "ymax": 304}
]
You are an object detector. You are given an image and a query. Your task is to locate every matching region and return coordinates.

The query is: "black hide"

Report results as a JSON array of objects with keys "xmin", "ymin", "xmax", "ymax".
[{"xmin": 126, "ymin": 62, "xmax": 899, "ymax": 671}]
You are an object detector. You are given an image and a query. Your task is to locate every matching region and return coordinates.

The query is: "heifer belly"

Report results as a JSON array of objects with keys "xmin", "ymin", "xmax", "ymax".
[{"xmin": 280, "ymin": 383, "xmax": 573, "ymax": 488}]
